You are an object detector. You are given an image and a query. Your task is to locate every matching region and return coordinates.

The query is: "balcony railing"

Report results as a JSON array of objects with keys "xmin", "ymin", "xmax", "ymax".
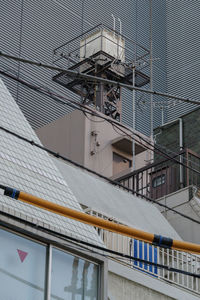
[
  {"xmin": 115, "ymin": 148, "xmax": 200, "ymax": 200},
  {"xmin": 86, "ymin": 209, "xmax": 200, "ymax": 295}
]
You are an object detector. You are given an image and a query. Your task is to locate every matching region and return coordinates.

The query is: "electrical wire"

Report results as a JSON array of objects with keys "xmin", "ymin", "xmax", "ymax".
[
  {"xmin": 1, "ymin": 67, "xmax": 199, "ymax": 177},
  {"xmin": 1, "ymin": 123, "xmax": 200, "ymax": 227},
  {"xmin": 1, "ymin": 70, "xmax": 200, "ymax": 225},
  {"xmin": 0, "ymin": 51, "xmax": 200, "ymax": 106},
  {"xmin": 0, "ymin": 65, "xmax": 198, "ymax": 171},
  {"xmin": 0, "ymin": 209, "xmax": 199, "ymax": 279},
  {"xmin": 1, "ymin": 52, "xmax": 200, "ymax": 171},
  {"xmin": 83, "ymin": 111, "xmax": 106, "ymax": 123}
]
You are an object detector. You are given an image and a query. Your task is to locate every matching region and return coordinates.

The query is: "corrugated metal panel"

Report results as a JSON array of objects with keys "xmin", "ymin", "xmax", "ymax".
[
  {"xmin": 0, "ymin": 0, "xmax": 171, "ymax": 136},
  {"xmin": 166, "ymin": 0, "xmax": 200, "ymax": 121},
  {"xmin": 0, "ymin": 1, "xmax": 84, "ymax": 129},
  {"xmin": 0, "ymin": 1, "xmax": 22, "ymax": 99}
]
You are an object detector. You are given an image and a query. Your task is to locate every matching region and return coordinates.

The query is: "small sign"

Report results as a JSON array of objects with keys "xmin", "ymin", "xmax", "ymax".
[{"xmin": 17, "ymin": 249, "xmax": 28, "ymax": 263}]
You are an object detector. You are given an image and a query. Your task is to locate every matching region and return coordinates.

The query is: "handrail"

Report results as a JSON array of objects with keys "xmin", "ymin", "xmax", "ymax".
[
  {"xmin": 54, "ymin": 23, "xmax": 102, "ymax": 52},
  {"xmin": 116, "ymin": 150, "xmax": 186, "ymax": 182}
]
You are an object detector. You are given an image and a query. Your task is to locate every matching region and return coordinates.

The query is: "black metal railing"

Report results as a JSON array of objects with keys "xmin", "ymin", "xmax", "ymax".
[{"xmin": 116, "ymin": 149, "xmax": 200, "ymax": 200}]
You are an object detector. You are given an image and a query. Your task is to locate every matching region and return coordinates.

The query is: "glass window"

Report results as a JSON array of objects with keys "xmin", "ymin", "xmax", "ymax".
[
  {"xmin": 152, "ymin": 174, "xmax": 166, "ymax": 188},
  {"xmin": 51, "ymin": 248, "xmax": 98, "ymax": 300},
  {"xmin": 0, "ymin": 228, "xmax": 46, "ymax": 300}
]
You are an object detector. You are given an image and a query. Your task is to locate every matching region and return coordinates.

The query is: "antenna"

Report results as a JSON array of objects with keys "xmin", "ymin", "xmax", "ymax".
[
  {"xmin": 111, "ymin": 14, "xmax": 116, "ymax": 32},
  {"xmin": 118, "ymin": 18, "xmax": 122, "ymax": 34}
]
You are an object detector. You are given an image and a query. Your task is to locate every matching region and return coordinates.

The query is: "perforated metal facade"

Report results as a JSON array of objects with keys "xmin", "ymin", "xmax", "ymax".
[{"xmin": 0, "ymin": 1, "xmax": 199, "ymax": 136}]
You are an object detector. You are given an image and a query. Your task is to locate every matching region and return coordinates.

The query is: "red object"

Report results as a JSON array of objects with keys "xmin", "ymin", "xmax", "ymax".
[{"xmin": 17, "ymin": 249, "xmax": 28, "ymax": 263}]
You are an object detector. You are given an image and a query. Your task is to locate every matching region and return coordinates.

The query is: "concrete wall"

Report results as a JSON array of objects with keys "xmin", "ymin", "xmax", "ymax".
[
  {"xmin": 108, "ymin": 260, "xmax": 199, "ymax": 300},
  {"xmin": 36, "ymin": 110, "xmax": 86, "ymax": 165},
  {"xmin": 157, "ymin": 186, "xmax": 200, "ymax": 244},
  {"xmin": 154, "ymin": 108, "xmax": 200, "ymax": 158},
  {"xmin": 108, "ymin": 272, "xmax": 174, "ymax": 300},
  {"xmin": 36, "ymin": 109, "xmax": 150, "ymax": 178}
]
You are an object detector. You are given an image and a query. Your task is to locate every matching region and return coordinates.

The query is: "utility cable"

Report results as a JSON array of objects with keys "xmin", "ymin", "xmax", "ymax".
[
  {"xmin": 1, "ymin": 184, "xmax": 200, "ymax": 257},
  {"xmin": 0, "ymin": 69, "xmax": 181, "ymax": 161},
  {"xmin": 1, "ymin": 70, "xmax": 200, "ymax": 227},
  {"xmin": 0, "ymin": 209, "xmax": 199, "ymax": 279},
  {"xmin": 0, "ymin": 51, "xmax": 200, "ymax": 106},
  {"xmin": 1, "ymin": 68, "xmax": 200, "ymax": 177},
  {"xmin": 0, "ymin": 66, "xmax": 198, "ymax": 172},
  {"xmin": 1, "ymin": 123, "xmax": 200, "ymax": 227}
]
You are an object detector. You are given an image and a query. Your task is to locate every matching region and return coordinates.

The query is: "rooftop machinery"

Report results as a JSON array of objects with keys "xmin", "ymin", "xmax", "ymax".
[{"xmin": 52, "ymin": 24, "xmax": 150, "ymax": 121}]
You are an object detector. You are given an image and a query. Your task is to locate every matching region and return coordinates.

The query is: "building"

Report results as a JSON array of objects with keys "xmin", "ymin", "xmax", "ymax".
[
  {"xmin": 0, "ymin": 0, "xmax": 146, "ymax": 132},
  {"xmin": 116, "ymin": 107, "xmax": 200, "ymax": 245},
  {"xmin": 154, "ymin": 107, "xmax": 200, "ymax": 157},
  {"xmin": 1, "ymin": 2, "xmax": 200, "ymax": 299},
  {"xmin": 1, "ymin": 1, "xmax": 199, "ymax": 138},
  {"xmin": 0, "ymin": 77, "xmax": 200, "ymax": 299},
  {"xmin": 135, "ymin": 0, "xmax": 200, "ymax": 129},
  {"xmin": 36, "ymin": 109, "xmax": 152, "ymax": 178}
]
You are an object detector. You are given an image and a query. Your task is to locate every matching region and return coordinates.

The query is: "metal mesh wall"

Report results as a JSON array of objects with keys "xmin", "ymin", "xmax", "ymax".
[{"xmin": 1, "ymin": 1, "xmax": 197, "ymax": 136}]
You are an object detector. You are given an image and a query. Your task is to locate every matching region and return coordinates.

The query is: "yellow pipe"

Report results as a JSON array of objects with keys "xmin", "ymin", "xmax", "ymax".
[
  {"xmin": 19, "ymin": 191, "xmax": 155, "ymax": 244},
  {"xmin": 3, "ymin": 188, "xmax": 200, "ymax": 255}
]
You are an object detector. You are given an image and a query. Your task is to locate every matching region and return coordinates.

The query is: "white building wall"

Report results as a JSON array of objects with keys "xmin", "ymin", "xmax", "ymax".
[{"xmin": 108, "ymin": 272, "xmax": 174, "ymax": 300}]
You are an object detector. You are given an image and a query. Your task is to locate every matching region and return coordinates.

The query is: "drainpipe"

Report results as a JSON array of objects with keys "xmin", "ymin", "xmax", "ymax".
[{"xmin": 179, "ymin": 118, "xmax": 184, "ymax": 188}]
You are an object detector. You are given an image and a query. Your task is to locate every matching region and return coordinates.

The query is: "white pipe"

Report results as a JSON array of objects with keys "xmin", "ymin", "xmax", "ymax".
[
  {"xmin": 161, "ymin": 106, "xmax": 164, "ymax": 126},
  {"xmin": 179, "ymin": 118, "xmax": 184, "ymax": 187},
  {"xmin": 132, "ymin": 65, "xmax": 136, "ymax": 170},
  {"xmin": 159, "ymin": 118, "xmax": 179, "ymax": 129},
  {"xmin": 118, "ymin": 18, "xmax": 122, "ymax": 34},
  {"xmin": 111, "ymin": 14, "xmax": 115, "ymax": 33}
]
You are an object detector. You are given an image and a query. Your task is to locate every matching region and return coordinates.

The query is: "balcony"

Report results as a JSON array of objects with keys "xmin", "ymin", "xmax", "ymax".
[
  {"xmin": 115, "ymin": 148, "xmax": 200, "ymax": 200},
  {"xmin": 85, "ymin": 208, "xmax": 200, "ymax": 296}
]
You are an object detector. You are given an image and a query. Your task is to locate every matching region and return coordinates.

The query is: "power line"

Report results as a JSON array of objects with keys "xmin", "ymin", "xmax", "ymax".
[
  {"xmin": 0, "ymin": 50, "xmax": 200, "ymax": 106},
  {"xmin": 0, "ymin": 63, "xmax": 198, "ymax": 171},
  {"xmin": 0, "ymin": 69, "xmax": 174, "ymax": 159},
  {"xmin": 1, "ymin": 68, "xmax": 200, "ymax": 177},
  {"xmin": 1, "ymin": 123, "xmax": 200, "ymax": 227},
  {"xmin": 0, "ymin": 209, "xmax": 199, "ymax": 279},
  {"xmin": 1, "ymin": 70, "xmax": 200, "ymax": 226}
]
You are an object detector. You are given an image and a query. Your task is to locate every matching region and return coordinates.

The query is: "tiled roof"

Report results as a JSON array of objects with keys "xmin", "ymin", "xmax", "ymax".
[{"xmin": 0, "ymin": 78, "xmax": 103, "ymax": 246}]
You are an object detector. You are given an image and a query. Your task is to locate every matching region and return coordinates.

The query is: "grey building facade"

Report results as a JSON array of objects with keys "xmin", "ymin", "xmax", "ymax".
[{"xmin": 0, "ymin": 1, "xmax": 199, "ymax": 136}]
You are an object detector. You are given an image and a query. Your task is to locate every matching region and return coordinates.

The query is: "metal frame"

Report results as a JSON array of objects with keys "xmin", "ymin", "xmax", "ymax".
[
  {"xmin": 0, "ymin": 214, "xmax": 107, "ymax": 300},
  {"xmin": 52, "ymin": 24, "xmax": 150, "ymax": 121},
  {"xmin": 116, "ymin": 148, "xmax": 200, "ymax": 200}
]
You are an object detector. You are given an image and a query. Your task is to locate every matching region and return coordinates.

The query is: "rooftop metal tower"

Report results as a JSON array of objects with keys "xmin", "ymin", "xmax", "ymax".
[{"xmin": 52, "ymin": 24, "xmax": 150, "ymax": 122}]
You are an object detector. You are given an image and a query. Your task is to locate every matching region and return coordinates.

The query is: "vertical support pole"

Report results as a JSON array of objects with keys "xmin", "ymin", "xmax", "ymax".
[
  {"xmin": 161, "ymin": 106, "xmax": 164, "ymax": 126},
  {"xmin": 150, "ymin": 0, "xmax": 154, "ymax": 160},
  {"xmin": 111, "ymin": 14, "xmax": 116, "ymax": 34},
  {"xmin": 132, "ymin": 0, "xmax": 138, "ymax": 172},
  {"xmin": 179, "ymin": 118, "xmax": 184, "ymax": 188},
  {"xmin": 45, "ymin": 245, "xmax": 52, "ymax": 300},
  {"xmin": 132, "ymin": 65, "xmax": 136, "ymax": 170}
]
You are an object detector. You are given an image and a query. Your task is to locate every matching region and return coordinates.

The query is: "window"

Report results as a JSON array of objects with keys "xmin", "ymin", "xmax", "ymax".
[
  {"xmin": 51, "ymin": 248, "xmax": 99, "ymax": 300},
  {"xmin": 152, "ymin": 174, "xmax": 166, "ymax": 188},
  {"xmin": 0, "ymin": 228, "xmax": 46, "ymax": 300},
  {"xmin": 0, "ymin": 228, "xmax": 100, "ymax": 300}
]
